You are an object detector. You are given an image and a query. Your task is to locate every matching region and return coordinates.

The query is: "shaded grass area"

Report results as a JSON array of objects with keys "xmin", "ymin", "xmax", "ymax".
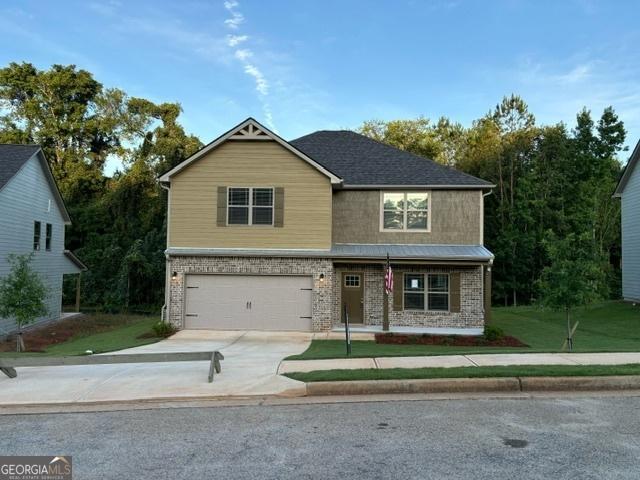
[
  {"xmin": 288, "ymin": 301, "xmax": 640, "ymax": 360},
  {"xmin": 285, "ymin": 364, "xmax": 640, "ymax": 382},
  {"xmin": 0, "ymin": 314, "xmax": 161, "ymax": 356}
]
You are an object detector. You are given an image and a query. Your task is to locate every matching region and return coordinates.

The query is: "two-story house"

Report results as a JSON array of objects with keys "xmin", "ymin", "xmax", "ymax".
[
  {"xmin": 614, "ymin": 139, "xmax": 640, "ymax": 303},
  {"xmin": 159, "ymin": 118, "xmax": 494, "ymax": 333},
  {"xmin": 0, "ymin": 145, "xmax": 86, "ymax": 335}
]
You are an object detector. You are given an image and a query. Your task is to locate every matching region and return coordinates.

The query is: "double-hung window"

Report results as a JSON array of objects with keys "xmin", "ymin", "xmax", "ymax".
[
  {"xmin": 33, "ymin": 221, "xmax": 41, "ymax": 251},
  {"xmin": 45, "ymin": 223, "xmax": 52, "ymax": 251},
  {"xmin": 228, "ymin": 187, "xmax": 274, "ymax": 226},
  {"xmin": 381, "ymin": 192, "xmax": 429, "ymax": 231},
  {"xmin": 403, "ymin": 273, "xmax": 449, "ymax": 311}
]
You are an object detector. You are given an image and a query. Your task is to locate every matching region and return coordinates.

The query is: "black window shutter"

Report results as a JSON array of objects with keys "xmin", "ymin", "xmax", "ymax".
[
  {"xmin": 274, "ymin": 187, "xmax": 285, "ymax": 227},
  {"xmin": 217, "ymin": 187, "xmax": 227, "ymax": 227}
]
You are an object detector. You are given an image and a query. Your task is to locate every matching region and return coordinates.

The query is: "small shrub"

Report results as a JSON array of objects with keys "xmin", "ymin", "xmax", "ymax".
[
  {"xmin": 152, "ymin": 321, "xmax": 177, "ymax": 338},
  {"xmin": 484, "ymin": 325, "xmax": 505, "ymax": 342}
]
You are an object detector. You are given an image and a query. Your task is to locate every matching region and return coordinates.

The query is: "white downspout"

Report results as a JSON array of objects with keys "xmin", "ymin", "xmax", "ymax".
[{"xmin": 160, "ymin": 181, "xmax": 171, "ymax": 323}]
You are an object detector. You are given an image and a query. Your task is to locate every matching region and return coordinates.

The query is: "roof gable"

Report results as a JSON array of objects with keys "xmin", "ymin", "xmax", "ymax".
[
  {"xmin": 0, "ymin": 144, "xmax": 41, "ymax": 191},
  {"xmin": 158, "ymin": 118, "xmax": 342, "ymax": 184},
  {"xmin": 614, "ymin": 139, "xmax": 640, "ymax": 197},
  {"xmin": 290, "ymin": 130, "xmax": 494, "ymax": 188},
  {"xmin": 0, "ymin": 144, "xmax": 71, "ymax": 224}
]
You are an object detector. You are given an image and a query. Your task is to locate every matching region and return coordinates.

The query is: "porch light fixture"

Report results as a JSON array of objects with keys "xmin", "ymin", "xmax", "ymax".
[
  {"xmin": 171, "ymin": 271, "xmax": 178, "ymax": 280},
  {"xmin": 319, "ymin": 273, "xmax": 325, "ymax": 283}
]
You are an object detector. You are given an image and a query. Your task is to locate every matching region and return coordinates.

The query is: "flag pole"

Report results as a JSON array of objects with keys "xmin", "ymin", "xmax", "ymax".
[{"xmin": 383, "ymin": 253, "xmax": 390, "ymax": 332}]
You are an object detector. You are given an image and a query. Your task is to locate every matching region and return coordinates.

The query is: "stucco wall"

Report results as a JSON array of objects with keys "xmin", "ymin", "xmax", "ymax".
[{"xmin": 332, "ymin": 189, "xmax": 483, "ymax": 245}]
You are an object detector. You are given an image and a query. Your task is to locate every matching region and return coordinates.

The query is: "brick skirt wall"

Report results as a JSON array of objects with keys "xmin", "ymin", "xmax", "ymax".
[
  {"xmin": 334, "ymin": 264, "xmax": 485, "ymax": 329},
  {"xmin": 167, "ymin": 256, "xmax": 485, "ymax": 331},
  {"xmin": 167, "ymin": 255, "xmax": 334, "ymax": 331}
]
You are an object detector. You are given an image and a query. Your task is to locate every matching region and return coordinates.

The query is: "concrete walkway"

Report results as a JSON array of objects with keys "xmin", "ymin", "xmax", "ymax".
[
  {"xmin": 0, "ymin": 331, "xmax": 313, "ymax": 405},
  {"xmin": 278, "ymin": 352, "xmax": 640, "ymax": 374}
]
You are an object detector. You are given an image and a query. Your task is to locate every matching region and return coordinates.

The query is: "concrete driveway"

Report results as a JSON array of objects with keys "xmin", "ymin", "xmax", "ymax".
[{"xmin": 0, "ymin": 331, "xmax": 312, "ymax": 406}]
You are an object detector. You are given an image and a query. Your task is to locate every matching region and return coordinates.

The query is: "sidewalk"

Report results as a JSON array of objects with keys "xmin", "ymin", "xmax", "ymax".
[{"xmin": 278, "ymin": 352, "xmax": 640, "ymax": 374}]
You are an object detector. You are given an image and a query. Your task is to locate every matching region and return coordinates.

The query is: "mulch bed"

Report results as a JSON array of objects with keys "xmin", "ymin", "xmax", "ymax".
[
  {"xmin": 374, "ymin": 332, "xmax": 528, "ymax": 348},
  {"xmin": 0, "ymin": 314, "xmax": 143, "ymax": 353},
  {"xmin": 0, "ymin": 316, "xmax": 91, "ymax": 353}
]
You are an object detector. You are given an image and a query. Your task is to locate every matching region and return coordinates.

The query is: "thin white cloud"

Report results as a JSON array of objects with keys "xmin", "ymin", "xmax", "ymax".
[
  {"xmin": 223, "ymin": 1, "xmax": 244, "ymax": 29},
  {"xmin": 223, "ymin": 0, "xmax": 275, "ymax": 130},
  {"xmin": 227, "ymin": 34, "xmax": 248, "ymax": 47},
  {"xmin": 234, "ymin": 49, "xmax": 252, "ymax": 61},
  {"xmin": 244, "ymin": 64, "xmax": 268, "ymax": 96}
]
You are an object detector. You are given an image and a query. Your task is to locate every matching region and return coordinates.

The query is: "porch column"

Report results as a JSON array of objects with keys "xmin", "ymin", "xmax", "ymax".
[
  {"xmin": 383, "ymin": 287, "xmax": 389, "ymax": 331},
  {"xmin": 484, "ymin": 264, "xmax": 492, "ymax": 324}
]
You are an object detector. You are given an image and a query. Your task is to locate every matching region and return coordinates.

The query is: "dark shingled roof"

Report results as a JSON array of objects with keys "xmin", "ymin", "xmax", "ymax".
[
  {"xmin": 290, "ymin": 130, "xmax": 493, "ymax": 187},
  {"xmin": 0, "ymin": 144, "xmax": 41, "ymax": 190}
]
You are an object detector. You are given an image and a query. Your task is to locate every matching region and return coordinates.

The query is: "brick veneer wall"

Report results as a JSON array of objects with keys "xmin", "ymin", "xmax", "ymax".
[
  {"xmin": 334, "ymin": 264, "xmax": 485, "ymax": 329},
  {"xmin": 167, "ymin": 256, "xmax": 334, "ymax": 331}
]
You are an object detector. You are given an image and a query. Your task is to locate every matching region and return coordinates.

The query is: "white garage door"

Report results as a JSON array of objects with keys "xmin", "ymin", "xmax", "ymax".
[{"xmin": 184, "ymin": 274, "xmax": 313, "ymax": 331}]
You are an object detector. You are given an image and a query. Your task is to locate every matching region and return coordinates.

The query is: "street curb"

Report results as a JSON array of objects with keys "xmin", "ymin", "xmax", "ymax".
[
  {"xmin": 305, "ymin": 377, "xmax": 521, "ymax": 396},
  {"xmin": 304, "ymin": 375, "xmax": 640, "ymax": 396},
  {"xmin": 519, "ymin": 375, "xmax": 640, "ymax": 392}
]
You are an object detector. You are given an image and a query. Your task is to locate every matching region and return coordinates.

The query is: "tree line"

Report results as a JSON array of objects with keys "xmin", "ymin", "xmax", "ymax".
[
  {"xmin": 360, "ymin": 95, "xmax": 625, "ymax": 306},
  {"xmin": 0, "ymin": 63, "xmax": 627, "ymax": 310}
]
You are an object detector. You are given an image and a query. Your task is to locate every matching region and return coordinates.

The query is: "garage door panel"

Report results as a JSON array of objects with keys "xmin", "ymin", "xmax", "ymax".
[{"xmin": 185, "ymin": 274, "xmax": 313, "ymax": 331}]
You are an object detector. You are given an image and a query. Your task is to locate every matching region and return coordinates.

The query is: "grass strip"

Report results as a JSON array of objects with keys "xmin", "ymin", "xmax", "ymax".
[{"xmin": 284, "ymin": 364, "xmax": 640, "ymax": 382}]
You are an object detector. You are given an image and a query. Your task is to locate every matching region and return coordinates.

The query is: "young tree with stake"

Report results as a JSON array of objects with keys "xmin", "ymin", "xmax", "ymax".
[
  {"xmin": 537, "ymin": 232, "xmax": 605, "ymax": 351},
  {"xmin": 0, "ymin": 254, "xmax": 48, "ymax": 352}
]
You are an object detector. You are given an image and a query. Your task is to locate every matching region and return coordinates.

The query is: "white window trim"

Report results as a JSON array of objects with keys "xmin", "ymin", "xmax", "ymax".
[
  {"xmin": 33, "ymin": 221, "xmax": 41, "ymax": 251},
  {"xmin": 226, "ymin": 186, "xmax": 275, "ymax": 227},
  {"xmin": 45, "ymin": 223, "xmax": 52, "ymax": 252},
  {"xmin": 344, "ymin": 274, "xmax": 361, "ymax": 288},
  {"xmin": 379, "ymin": 191, "xmax": 431, "ymax": 232},
  {"xmin": 402, "ymin": 272, "xmax": 450, "ymax": 312}
]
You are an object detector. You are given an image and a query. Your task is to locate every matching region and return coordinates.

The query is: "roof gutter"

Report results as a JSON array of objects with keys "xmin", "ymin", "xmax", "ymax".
[{"xmin": 338, "ymin": 184, "xmax": 496, "ymax": 190}]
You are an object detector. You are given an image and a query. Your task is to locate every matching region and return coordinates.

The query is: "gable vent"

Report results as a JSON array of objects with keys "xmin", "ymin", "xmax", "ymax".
[{"xmin": 229, "ymin": 122, "xmax": 271, "ymax": 140}]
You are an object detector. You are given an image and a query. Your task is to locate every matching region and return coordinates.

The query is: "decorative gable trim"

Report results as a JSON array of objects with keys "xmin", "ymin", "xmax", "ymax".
[
  {"xmin": 158, "ymin": 118, "xmax": 343, "ymax": 184},
  {"xmin": 229, "ymin": 122, "xmax": 271, "ymax": 140}
]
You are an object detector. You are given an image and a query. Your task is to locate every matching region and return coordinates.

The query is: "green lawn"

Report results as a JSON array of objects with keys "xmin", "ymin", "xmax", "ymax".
[
  {"xmin": 0, "ymin": 315, "xmax": 162, "ymax": 357},
  {"xmin": 285, "ymin": 363, "xmax": 640, "ymax": 383},
  {"xmin": 44, "ymin": 317, "xmax": 161, "ymax": 355},
  {"xmin": 287, "ymin": 301, "xmax": 640, "ymax": 360}
]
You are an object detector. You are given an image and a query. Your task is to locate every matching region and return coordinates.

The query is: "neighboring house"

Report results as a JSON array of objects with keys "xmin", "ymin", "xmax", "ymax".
[
  {"xmin": 159, "ymin": 118, "xmax": 494, "ymax": 334},
  {"xmin": 0, "ymin": 145, "xmax": 86, "ymax": 335},
  {"xmin": 614, "ymin": 139, "xmax": 640, "ymax": 303}
]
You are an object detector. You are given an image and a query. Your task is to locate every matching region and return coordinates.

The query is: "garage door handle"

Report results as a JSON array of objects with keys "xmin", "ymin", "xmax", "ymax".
[{"xmin": 186, "ymin": 314, "xmax": 198, "ymax": 317}]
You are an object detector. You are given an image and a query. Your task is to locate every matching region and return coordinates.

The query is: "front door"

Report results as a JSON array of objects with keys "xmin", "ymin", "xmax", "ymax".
[{"xmin": 341, "ymin": 272, "xmax": 364, "ymax": 323}]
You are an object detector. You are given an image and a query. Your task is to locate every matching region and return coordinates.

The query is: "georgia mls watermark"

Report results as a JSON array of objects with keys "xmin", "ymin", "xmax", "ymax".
[{"xmin": 0, "ymin": 456, "xmax": 72, "ymax": 480}]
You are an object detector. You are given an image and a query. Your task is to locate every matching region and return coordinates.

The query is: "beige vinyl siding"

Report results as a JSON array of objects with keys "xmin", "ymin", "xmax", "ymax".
[
  {"xmin": 332, "ymin": 189, "xmax": 482, "ymax": 245},
  {"xmin": 169, "ymin": 140, "xmax": 332, "ymax": 249}
]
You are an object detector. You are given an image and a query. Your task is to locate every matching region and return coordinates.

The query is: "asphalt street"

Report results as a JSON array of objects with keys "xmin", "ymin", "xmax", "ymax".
[{"xmin": 1, "ymin": 395, "xmax": 639, "ymax": 479}]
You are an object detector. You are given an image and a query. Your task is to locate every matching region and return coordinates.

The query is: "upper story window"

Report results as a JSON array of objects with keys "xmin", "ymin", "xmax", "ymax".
[
  {"xmin": 228, "ymin": 187, "xmax": 274, "ymax": 226},
  {"xmin": 381, "ymin": 192, "xmax": 430, "ymax": 231},
  {"xmin": 33, "ymin": 221, "xmax": 41, "ymax": 251},
  {"xmin": 45, "ymin": 223, "xmax": 52, "ymax": 251}
]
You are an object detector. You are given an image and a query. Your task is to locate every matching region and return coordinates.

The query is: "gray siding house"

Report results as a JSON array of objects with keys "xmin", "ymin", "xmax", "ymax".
[
  {"xmin": 614, "ymin": 140, "xmax": 640, "ymax": 303},
  {"xmin": 0, "ymin": 145, "xmax": 85, "ymax": 335}
]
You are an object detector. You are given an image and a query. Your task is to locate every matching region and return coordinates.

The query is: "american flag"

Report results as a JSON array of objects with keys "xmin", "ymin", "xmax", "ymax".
[{"xmin": 384, "ymin": 253, "xmax": 393, "ymax": 294}]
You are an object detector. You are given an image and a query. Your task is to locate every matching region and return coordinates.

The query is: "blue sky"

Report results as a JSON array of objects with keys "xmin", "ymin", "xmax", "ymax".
[{"xmin": 1, "ymin": 0, "xmax": 639, "ymax": 174}]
